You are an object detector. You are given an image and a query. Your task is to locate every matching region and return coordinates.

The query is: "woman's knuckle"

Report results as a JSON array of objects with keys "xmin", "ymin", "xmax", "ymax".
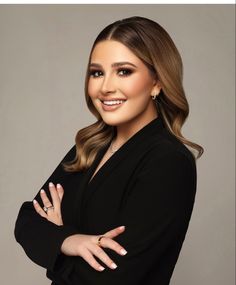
[
  {"xmin": 91, "ymin": 260, "xmax": 99, "ymax": 268},
  {"xmin": 106, "ymin": 257, "xmax": 113, "ymax": 265},
  {"xmin": 95, "ymin": 247, "xmax": 103, "ymax": 255},
  {"xmin": 102, "ymin": 254, "xmax": 112, "ymax": 265},
  {"xmin": 116, "ymin": 243, "xmax": 123, "ymax": 251},
  {"xmin": 38, "ymin": 209, "xmax": 44, "ymax": 215},
  {"xmin": 92, "ymin": 259, "xmax": 98, "ymax": 266},
  {"xmin": 82, "ymin": 251, "xmax": 91, "ymax": 260},
  {"xmin": 35, "ymin": 203, "xmax": 40, "ymax": 209},
  {"xmin": 109, "ymin": 240, "xmax": 116, "ymax": 248},
  {"xmin": 76, "ymin": 246, "xmax": 83, "ymax": 256}
]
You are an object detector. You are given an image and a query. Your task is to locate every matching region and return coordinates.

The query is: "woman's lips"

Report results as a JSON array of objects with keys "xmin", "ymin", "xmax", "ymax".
[{"xmin": 100, "ymin": 99, "xmax": 126, "ymax": 111}]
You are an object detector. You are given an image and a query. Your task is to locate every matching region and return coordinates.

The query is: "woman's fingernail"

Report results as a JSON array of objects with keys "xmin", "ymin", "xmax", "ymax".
[
  {"xmin": 99, "ymin": 266, "xmax": 105, "ymax": 271},
  {"xmin": 119, "ymin": 226, "xmax": 125, "ymax": 230},
  {"xmin": 57, "ymin": 183, "xmax": 61, "ymax": 189},
  {"xmin": 49, "ymin": 182, "xmax": 54, "ymax": 187},
  {"xmin": 111, "ymin": 263, "xmax": 117, "ymax": 269},
  {"xmin": 120, "ymin": 249, "xmax": 127, "ymax": 255},
  {"xmin": 33, "ymin": 199, "xmax": 37, "ymax": 204},
  {"xmin": 40, "ymin": 189, "xmax": 45, "ymax": 193}
]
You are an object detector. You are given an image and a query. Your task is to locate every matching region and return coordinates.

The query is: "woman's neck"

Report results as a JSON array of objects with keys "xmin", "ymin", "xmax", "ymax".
[{"xmin": 112, "ymin": 113, "xmax": 158, "ymax": 149}]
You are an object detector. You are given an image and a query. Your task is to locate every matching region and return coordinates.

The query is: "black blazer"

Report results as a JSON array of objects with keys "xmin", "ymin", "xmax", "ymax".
[{"xmin": 15, "ymin": 117, "xmax": 197, "ymax": 285}]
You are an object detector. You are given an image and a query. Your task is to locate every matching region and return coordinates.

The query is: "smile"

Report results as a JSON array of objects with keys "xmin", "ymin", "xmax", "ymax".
[
  {"xmin": 102, "ymin": 100, "xmax": 126, "ymax": 106},
  {"xmin": 100, "ymin": 99, "xmax": 126, "ymax": 111}
]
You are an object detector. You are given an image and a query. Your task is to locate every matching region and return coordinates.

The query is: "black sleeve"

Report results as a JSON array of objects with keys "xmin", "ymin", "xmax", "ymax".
[
  {"xmin": 86, "ymin": 151, "xmax": 197, "ymax": 284},
  {"xmin": 14, "ymin": 145, "xmax": 79, "ymax": 272}
]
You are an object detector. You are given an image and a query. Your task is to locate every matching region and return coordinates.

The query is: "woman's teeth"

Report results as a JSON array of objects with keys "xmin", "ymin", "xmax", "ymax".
[{"xmin": 102, "ymin": 100, "xmax": 125, "ymax": 106}]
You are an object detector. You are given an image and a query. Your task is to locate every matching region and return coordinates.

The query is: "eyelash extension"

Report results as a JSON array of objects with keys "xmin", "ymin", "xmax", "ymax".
[
  {"xmin": 89, "ymin": 70, "xmax": 103, "ymax": 78},
  {"xmin": 89, "ymin": 68, "xmax": 133, "ymax": 78},
  {"xmin": 117, "ymin": 68, "xmax": 133, "ymax": 76}
]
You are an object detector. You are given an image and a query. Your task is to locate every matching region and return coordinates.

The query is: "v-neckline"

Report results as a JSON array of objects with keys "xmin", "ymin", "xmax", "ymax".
[
  {"xmin": 87, "ymin": 143, "xmax": 112, "ymax": 185},
  {"xmin": 86, "ymin": 116, "xmax": 164, "ymax": 187},
  {"xmin": 75, "ymin": 116, "xmax": 165, "ymax": 228}
]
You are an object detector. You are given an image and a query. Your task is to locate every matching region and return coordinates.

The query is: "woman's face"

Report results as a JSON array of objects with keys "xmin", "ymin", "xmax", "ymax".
[{"xmin": 88, "ymin": 40, "xmax": 160, "ymax": 127}]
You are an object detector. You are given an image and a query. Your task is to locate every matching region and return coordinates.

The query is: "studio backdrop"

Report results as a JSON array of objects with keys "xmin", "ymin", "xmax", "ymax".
[{"xmin": 0, "ymin": 4, "xmax": 235, "ymax": 285}]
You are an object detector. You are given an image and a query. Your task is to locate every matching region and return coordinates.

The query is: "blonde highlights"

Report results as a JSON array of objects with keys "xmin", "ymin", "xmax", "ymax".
[{"xmin": 63, "ymin": 16, "xmax": 204, "ymax": 172}]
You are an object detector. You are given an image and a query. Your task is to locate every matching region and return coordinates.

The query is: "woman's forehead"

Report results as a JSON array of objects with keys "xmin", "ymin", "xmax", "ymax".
[{"xmin": 90, "ymin": 40, "xmax": 142, "ymax": 67}]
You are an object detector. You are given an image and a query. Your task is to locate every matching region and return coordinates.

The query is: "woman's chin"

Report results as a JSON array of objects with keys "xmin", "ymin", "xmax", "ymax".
[
  {"xmin": 102, "ymin": 119, "xmax": 119, "ymax": 126},
  {"xmin": 100, "ymin": 115, "xmax": 124, "ymax": 127}
]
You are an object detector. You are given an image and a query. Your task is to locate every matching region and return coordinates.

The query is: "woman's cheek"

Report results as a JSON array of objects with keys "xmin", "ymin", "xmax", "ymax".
[
  {"xmin": 87, "ymin": 85, "xmax": 94, "ymax": 98},
  {"xmin": 122, "ymin": 77, "xmax": 144, "ymax": 96},
  {"xmin": 88, "ymin": 80, "xmax": 99, "ymax": 96}
]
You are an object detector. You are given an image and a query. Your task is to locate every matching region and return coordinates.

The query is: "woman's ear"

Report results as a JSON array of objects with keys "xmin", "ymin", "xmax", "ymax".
[{"xmin": 151, "ymin": 80, "xmax": 162, "ymax": 99}]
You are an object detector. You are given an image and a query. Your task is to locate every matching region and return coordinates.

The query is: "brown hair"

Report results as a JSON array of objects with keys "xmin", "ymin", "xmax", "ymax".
[{"xmin": 63, "ymin": 16, "xmax": 204, "ymax": 172}]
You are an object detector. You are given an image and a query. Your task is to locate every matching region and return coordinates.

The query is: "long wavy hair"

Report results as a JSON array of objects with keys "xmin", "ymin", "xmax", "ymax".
[{"xmin": 63, "ymin": 16, "xmax": 204, "ymax": 172}]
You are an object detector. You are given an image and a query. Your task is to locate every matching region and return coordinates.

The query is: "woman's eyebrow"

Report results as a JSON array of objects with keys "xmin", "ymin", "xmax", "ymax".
[{"xmin": 89, "ymin": 62, "xmax": 137, "ymax": 68}]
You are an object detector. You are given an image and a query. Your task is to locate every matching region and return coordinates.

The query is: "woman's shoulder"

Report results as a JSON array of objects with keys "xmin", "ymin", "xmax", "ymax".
[
  {"xmin": 135, "ymin": 131, "xmax": 197, "ymax": 190},
  {"xmin": 146, "ymin": 129, "xmax": 196, "ymax": 169}
]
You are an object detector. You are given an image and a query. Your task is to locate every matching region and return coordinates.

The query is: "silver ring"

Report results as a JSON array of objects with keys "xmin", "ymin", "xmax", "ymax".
[{"xmin": 43, "ymin": 206, "xmax": 54, "ymax": 213}]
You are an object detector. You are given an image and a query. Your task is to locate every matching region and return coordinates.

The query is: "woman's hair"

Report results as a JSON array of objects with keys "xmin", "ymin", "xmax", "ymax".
[{"xmin": 63, "ymin": 16, "xmax": 204, "ymax": 172}]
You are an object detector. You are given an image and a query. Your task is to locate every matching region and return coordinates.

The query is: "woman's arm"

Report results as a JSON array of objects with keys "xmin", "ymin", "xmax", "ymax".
[
  {"xmin": 73, "ymin": 150, "xmax": 197, "ymax": 284},
  {"xmin": 14, "ymin": 145, "xmax": 79, "ymax": 271},
  {"xmin": 15, "ymin": 145, "xmax": 128, "ymax": 284},
  {"xmin": 33, "ymin": 183, "xmax": 128, "ymax": 272}
]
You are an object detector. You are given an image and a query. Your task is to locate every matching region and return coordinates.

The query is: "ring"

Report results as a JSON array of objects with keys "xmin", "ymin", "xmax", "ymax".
[
  {"xmin": 97, "ymin": 236, "xmax": 105, "ymax": 247},
  {"xmin": 43, "ymin": 206, "xmax": 54, "ymax": 213}
]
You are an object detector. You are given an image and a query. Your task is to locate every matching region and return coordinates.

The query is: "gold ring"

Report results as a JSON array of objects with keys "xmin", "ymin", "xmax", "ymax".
[{"xmin": 97, "ymin": 236, "xmax": 105, "ymax": 247}]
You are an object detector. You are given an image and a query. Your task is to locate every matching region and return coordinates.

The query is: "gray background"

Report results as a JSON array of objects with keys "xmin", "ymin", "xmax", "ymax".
[{"xmin": 0, "ymin": 4, "xmax": 235, "ymax": 285}]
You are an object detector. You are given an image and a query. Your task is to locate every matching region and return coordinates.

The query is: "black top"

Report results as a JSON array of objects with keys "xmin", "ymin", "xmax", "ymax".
[{"xmin": 15, "ymin": 116, "xmax": 197, "ymax": 285}]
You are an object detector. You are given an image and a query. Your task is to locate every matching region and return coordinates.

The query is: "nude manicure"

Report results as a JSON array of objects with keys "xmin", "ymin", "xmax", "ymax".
[
  {"xmin": 120, "ymin": 249, "xmax": 127, "ymax": 255},
  {"xmin": 111, "ymin": 263, "xmax": 117, "ymax": 269}
]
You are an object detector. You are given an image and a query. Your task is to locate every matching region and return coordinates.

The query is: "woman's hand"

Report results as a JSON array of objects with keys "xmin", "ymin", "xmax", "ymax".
[
  {"xmin": 61, "ymin": 226, "xmax": 127, "ymax": 272},
  {"xmin": 33, "ymin": 182, "xmax": 64, "ymax": 226},
  {"xmin": 33, "ymin": 182, "xmax": 128, "ymax": 271}
]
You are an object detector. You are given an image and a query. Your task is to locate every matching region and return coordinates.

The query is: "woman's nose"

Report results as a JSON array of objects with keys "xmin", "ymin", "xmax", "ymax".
[{"xmin": 101, "ymin": 75, "xmax": 116, "ymax": 94}]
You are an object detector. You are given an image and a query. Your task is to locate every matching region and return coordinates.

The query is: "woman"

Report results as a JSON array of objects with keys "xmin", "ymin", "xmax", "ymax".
[{"xmin": 15, "ymin": 16, "xmax": 204, "ymax": 285}]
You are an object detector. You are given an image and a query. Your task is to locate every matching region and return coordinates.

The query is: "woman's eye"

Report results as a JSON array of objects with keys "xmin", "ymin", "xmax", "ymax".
[
  {"xmin": 118, "ymin": 68, "xmax": 133, "ymax": 76},
  {"xmin": 89, "ymin": 70, "xmax": 103, "ymax": 77},
  {"xmin": 89, "ymin": 68, "xmax": 133, "ymax": 78}
]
